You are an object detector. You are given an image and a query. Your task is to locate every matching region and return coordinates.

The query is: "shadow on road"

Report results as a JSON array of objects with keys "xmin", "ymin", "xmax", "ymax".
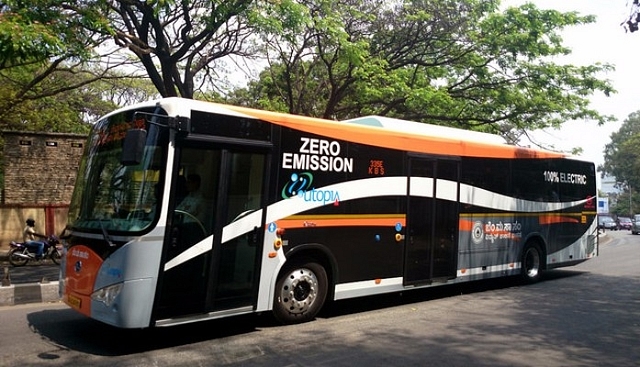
[
  {"xmin": 318, "ymin": 269, "xmax": 585, "ymax": 319},
  {"xmin": 26, "ymin": 307, "xmax": 262, "ymax": 356}
]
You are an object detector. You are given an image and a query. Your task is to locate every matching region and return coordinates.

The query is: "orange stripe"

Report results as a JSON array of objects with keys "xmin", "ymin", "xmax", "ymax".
[
  {"xmin": 221, "ymin": 104, "xmax": 567, "ymax": 160},
  {"xmin": 276, "ymin": 216, "xmax": 406, "ymax": 229},
  {"xmin": 539, "ymin": 215, "xmax": 579, "ymax": 225},
  {"xmin": 459, "ymin": 219, "xmax": 476, "ymax": 231}
]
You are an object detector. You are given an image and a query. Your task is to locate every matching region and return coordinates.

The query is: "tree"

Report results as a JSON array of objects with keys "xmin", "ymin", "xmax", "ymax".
[
  {"xmin": 1, "ymin": 0, "xmax": 309, "ymax": 99},
  {"xmin": 622, "ymin": 0, "xmax": 640, "ymax": 33},
  {"xmin": 0, "ymin": 1, "xmax": 137, "ymax": 127},
  {"xmin": 0, "ymin": 0, "xmax": 107, "ymax": 69},
  {"xmin": 0, "ymin": 65, "xmax": 160, "ymax": 133},
  {"xmin": 600, "ymin": 111, "xmax": 640, "ymax": 191},
  {"xmin": 107, "ymin": 0, "xmax": 260, "ymax": 98},
  {"xmin": 0, "ymin": 65, "xmax": 158, "ymax": 190},
  {"xmin": 228, "ymin": 0, "xmax": 615, "ymax": 142},
  {"xmin": 222, "ymin": 0, "xmax": 384, "ymax": 118}
]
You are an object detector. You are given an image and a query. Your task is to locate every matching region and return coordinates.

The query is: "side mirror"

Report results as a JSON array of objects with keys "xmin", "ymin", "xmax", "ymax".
[{"xmin": 121, "ymin": 129, "xmax": 147, "ymax": 165}]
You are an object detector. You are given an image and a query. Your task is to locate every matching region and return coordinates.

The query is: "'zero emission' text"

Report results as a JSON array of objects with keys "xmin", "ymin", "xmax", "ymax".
[{"xmin": 282, "ymin": 137, "xmax": 353, "ymax": 173}]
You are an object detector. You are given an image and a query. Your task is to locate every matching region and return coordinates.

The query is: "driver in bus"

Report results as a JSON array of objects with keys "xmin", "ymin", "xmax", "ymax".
[{"xmin": 176, "ymin": 174, "xmax": 206, "ymax": 224}]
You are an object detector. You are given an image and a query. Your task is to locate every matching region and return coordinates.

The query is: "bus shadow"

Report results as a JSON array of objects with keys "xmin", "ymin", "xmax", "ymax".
[
  {"xmin": 26, "ymin": 269, "xmax": 586, "ymax": 357},
  {"xmin": 317, "ymin": 269, "xmax": 586, "ymax": 319},
  {"xmin": 27, "ymin": 309, "xmax": 262, "ymax": 356}
]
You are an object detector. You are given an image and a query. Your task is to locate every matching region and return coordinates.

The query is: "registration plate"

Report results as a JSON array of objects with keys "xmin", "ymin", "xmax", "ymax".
[{"xmin": 67, "ymin": 295, "xmax": 82, "ymax": 309}]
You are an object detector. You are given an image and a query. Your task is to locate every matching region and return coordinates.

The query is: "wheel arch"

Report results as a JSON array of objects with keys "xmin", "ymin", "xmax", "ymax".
[
  {"xmin": 282, "ymin": 243, "xmax": 338, "ymax": 301},
  {"xmin": 521, "ymin": 234, "xmax": 548, "ymax": 270}
]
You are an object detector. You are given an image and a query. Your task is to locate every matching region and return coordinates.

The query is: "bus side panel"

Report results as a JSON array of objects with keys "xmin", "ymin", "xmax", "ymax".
[
  {"xmin": 281, "ymin": 225, "xmax": 404, "ymax": 283},
  {"xmin": 457, "ymin": 214, "xmax": 526, "ymax": 279}
]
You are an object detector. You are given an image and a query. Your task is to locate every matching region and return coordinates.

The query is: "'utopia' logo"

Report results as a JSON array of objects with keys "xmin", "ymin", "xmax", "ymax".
[
  {"xmin": 281, "ymin": 172, "xmax": 341, "ymax": 206},
  {"xmin": 282, "ymin": 172, "xmax": 314, "ymax": 199}
]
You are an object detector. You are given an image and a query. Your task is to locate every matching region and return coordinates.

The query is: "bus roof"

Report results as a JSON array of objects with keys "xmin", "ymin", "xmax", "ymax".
[
  {"xmin": 344, "ymin": 116, "xmax": 507, "ymax": 145},
  {"xmin": 215, "ymin": 102, "xmax": 568, "ymax": 160},
  {"xmin": 145, "ymin": 97, "xmax": 570, "ymax": 160}
]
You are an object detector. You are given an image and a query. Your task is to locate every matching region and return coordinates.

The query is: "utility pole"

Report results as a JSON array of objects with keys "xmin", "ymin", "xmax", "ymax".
[{"xmin": 630, "ymin": 184, "xmax": 633, "ymax": 216}]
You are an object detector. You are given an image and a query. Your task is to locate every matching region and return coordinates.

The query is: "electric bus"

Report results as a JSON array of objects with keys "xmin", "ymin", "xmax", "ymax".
[{"xmin": 60, "ymin": 97, "xmax": 598, "ymax": 328}]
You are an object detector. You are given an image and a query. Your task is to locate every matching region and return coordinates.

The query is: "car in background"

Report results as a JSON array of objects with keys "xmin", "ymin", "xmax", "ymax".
[
  {"xmin": 598, "ymin": 215, "xmax": 617, "ymax": 231},
  {"xmin": 632, "ymin": 214, "xmax": 640, "ymax": 235},
  {"xmin": 617, "ymin": 217, "xmax": 632, "ymax": 230}
]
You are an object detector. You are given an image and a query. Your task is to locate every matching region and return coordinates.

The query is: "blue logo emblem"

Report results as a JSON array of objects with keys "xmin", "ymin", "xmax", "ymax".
[{"xmin": 282, "ymin": 172, "xmax": 314, "ymax": 199}]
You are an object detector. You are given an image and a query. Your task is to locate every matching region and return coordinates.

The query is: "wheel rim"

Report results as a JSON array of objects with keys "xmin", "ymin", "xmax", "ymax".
[
  {"xmin": 279, "ymin": 267, "xmax": 319, "ymax": 315},
  {"xmin": 524, "ymin": 247, "xmax": 540, "ymax": 278}
]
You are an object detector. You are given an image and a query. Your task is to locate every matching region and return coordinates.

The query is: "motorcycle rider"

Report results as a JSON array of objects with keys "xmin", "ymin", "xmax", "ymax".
[{"xmin": 23, "ymin": 218, "xmax": 46, "ymax": 260}]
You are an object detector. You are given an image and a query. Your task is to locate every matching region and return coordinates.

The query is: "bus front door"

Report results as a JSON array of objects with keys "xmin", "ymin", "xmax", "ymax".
[
  {"xmin": 404, "ymin": 157, "xmax": 459, "ymax": 285},
  {"xmin": 156, "ymin": 145, "xmax": 267, "ymax": 320}
]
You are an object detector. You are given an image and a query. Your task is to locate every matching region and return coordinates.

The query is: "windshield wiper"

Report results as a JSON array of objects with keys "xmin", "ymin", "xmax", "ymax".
[{"xmin": 99, "ymin": 219, "xmax": 116, "ymax": 247}]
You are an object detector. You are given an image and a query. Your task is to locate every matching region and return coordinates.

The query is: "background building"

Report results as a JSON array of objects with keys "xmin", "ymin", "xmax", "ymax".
[{"xmin": 0, "ymin": 131, "xmax": 86, "ymax": 249}]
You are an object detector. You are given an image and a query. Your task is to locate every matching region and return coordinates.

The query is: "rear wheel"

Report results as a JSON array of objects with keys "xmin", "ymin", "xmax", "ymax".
[
  {"xmin": 273, "ymin": 260, "xmax": 328, "ymax": 324},
  {"xmin": 521, "ymin": 243, "xmax": 543, "ymax": 283},
  {"xmin": 8, "ymin": 248, "xmax": 29, "ymax": 267}
]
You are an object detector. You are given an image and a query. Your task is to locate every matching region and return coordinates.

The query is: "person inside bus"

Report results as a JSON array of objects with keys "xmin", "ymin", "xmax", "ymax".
[
  {"xmin": 176, "ymin": 173, "xmax": 206, "ymax": 224},
  {"xmin": 144, "ymin": 183, "xmax": 161, "ymax": 220},
  {"xmin": 175, "ymin": 175, "xmax": 188, "ymax": 203},
  {"xmin": 23, "ymin": 218, "xmax": 46, "ymax": 260}
]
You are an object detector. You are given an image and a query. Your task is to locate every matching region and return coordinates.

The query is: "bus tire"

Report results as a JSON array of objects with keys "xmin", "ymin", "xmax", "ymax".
[
  {"xmin": 521, "ymin": 242, "xmax": 543, "ymax": 283},
  {"xmin": 273, "ymin": 260, "xmax": 328, "ymax": 324}
]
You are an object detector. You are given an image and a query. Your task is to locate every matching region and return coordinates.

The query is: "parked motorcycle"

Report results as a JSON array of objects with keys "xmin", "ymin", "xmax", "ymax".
[{"xmin": 8, "ymin": 235, "xmax": 62, "ymax": 266}]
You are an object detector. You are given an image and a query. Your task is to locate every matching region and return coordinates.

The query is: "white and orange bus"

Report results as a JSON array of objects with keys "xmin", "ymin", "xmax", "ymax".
[{"xmin": 60, "ymin": 97, "xmax": 598, "ymax": 328}]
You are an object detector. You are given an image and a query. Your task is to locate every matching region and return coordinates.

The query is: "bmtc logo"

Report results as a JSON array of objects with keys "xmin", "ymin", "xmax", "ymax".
[{"xmin": 281, "ymin": 172, "xmax": 340, "ymax": 206}]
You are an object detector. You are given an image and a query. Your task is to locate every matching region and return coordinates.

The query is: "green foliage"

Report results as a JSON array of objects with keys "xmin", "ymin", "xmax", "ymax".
[
  {"xmin": 229, "ymin": 0, "xmax": 615, "ymax": 140},
  {"xmin": 1, "ymin": 65, "xmax": 88, "ymax": 133},
  {"xmin": 0, "ymin": 0, "xmax": 109, "ymax": 68},
  {"xmin": 600, "ymin": 111, "xmax": 640, "ymax": 191},
  {"xmin": 610, "ymin": 190, "xmax": 640, "ymax": 217},
  {"xmin": 0, "ymin": 0, "xmax": 620, "ymax": 145}
]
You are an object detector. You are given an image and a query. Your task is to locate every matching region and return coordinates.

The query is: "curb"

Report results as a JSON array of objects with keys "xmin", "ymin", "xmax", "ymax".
[{"xmin": 0, "ymin": 281, "xmax": 61, "ymax": 306}]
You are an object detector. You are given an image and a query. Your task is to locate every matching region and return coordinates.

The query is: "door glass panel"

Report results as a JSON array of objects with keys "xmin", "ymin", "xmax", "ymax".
[
  {"xmin": 405, "ymin": 158, "xmax": 459, "ymax": 285},
  {"xmin": 432, "ymin": 160, "xmax": 458, "ymax": 279},
  {"xmin": 157, "ymin": 147, "xmax": 220, "ymax": 318},
  {"xmin": 172, "ymin": 147, "xmax": 220, "ymax": 253},
  {"xmin": 405, "ymin": 159, "xmax": 434, "ymax": 284},
  {"xmin": 214, "ymin": 152, "xmax": 265, "ymax": 309}
]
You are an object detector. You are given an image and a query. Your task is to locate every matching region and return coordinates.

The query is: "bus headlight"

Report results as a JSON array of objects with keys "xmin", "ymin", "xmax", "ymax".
[{"xmin": 91, "ymin": 283, "xmax": 123, "ymax": 307}]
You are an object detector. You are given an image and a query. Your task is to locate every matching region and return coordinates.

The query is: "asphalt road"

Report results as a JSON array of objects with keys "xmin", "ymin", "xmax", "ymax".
[
  {"xmin": 1, "ymin": 230, "xmax": 638, "ymax": 366},
  {"xmin": 0, "ymin": 259, "xmax": 61, "ymax": 285}
]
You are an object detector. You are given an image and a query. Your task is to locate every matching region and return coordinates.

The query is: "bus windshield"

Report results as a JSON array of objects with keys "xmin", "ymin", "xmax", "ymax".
[{"xmin": 67, "ymin": 106, "xmax": 168, "ymax": 233}]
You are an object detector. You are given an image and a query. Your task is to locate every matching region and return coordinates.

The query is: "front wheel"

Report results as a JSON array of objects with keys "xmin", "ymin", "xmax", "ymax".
[
  {"xmin": 8, "ymin": 248, "xmax": 29, "ymax": 267},
  {"xmin": 49, "ymin": 247, "xmax": 62, "ymax": 265},
  {"xmin": 273, "ymin": 261, "xmax": 328, "ymax": 324},
  {"xmin": 521, "ymin": 243, "xmax": 543, "ymax": 283}
]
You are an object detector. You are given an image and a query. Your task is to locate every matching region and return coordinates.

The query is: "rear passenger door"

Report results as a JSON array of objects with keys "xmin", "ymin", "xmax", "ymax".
[{"xmin": 404, "ymin": 156, "xmax": 459, "ymax": 285}]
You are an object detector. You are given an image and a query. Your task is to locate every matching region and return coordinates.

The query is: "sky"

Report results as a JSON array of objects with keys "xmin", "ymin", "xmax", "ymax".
[{"xmin": 503, "ymin": 0, "xmax": 638, "ymax": 174}]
